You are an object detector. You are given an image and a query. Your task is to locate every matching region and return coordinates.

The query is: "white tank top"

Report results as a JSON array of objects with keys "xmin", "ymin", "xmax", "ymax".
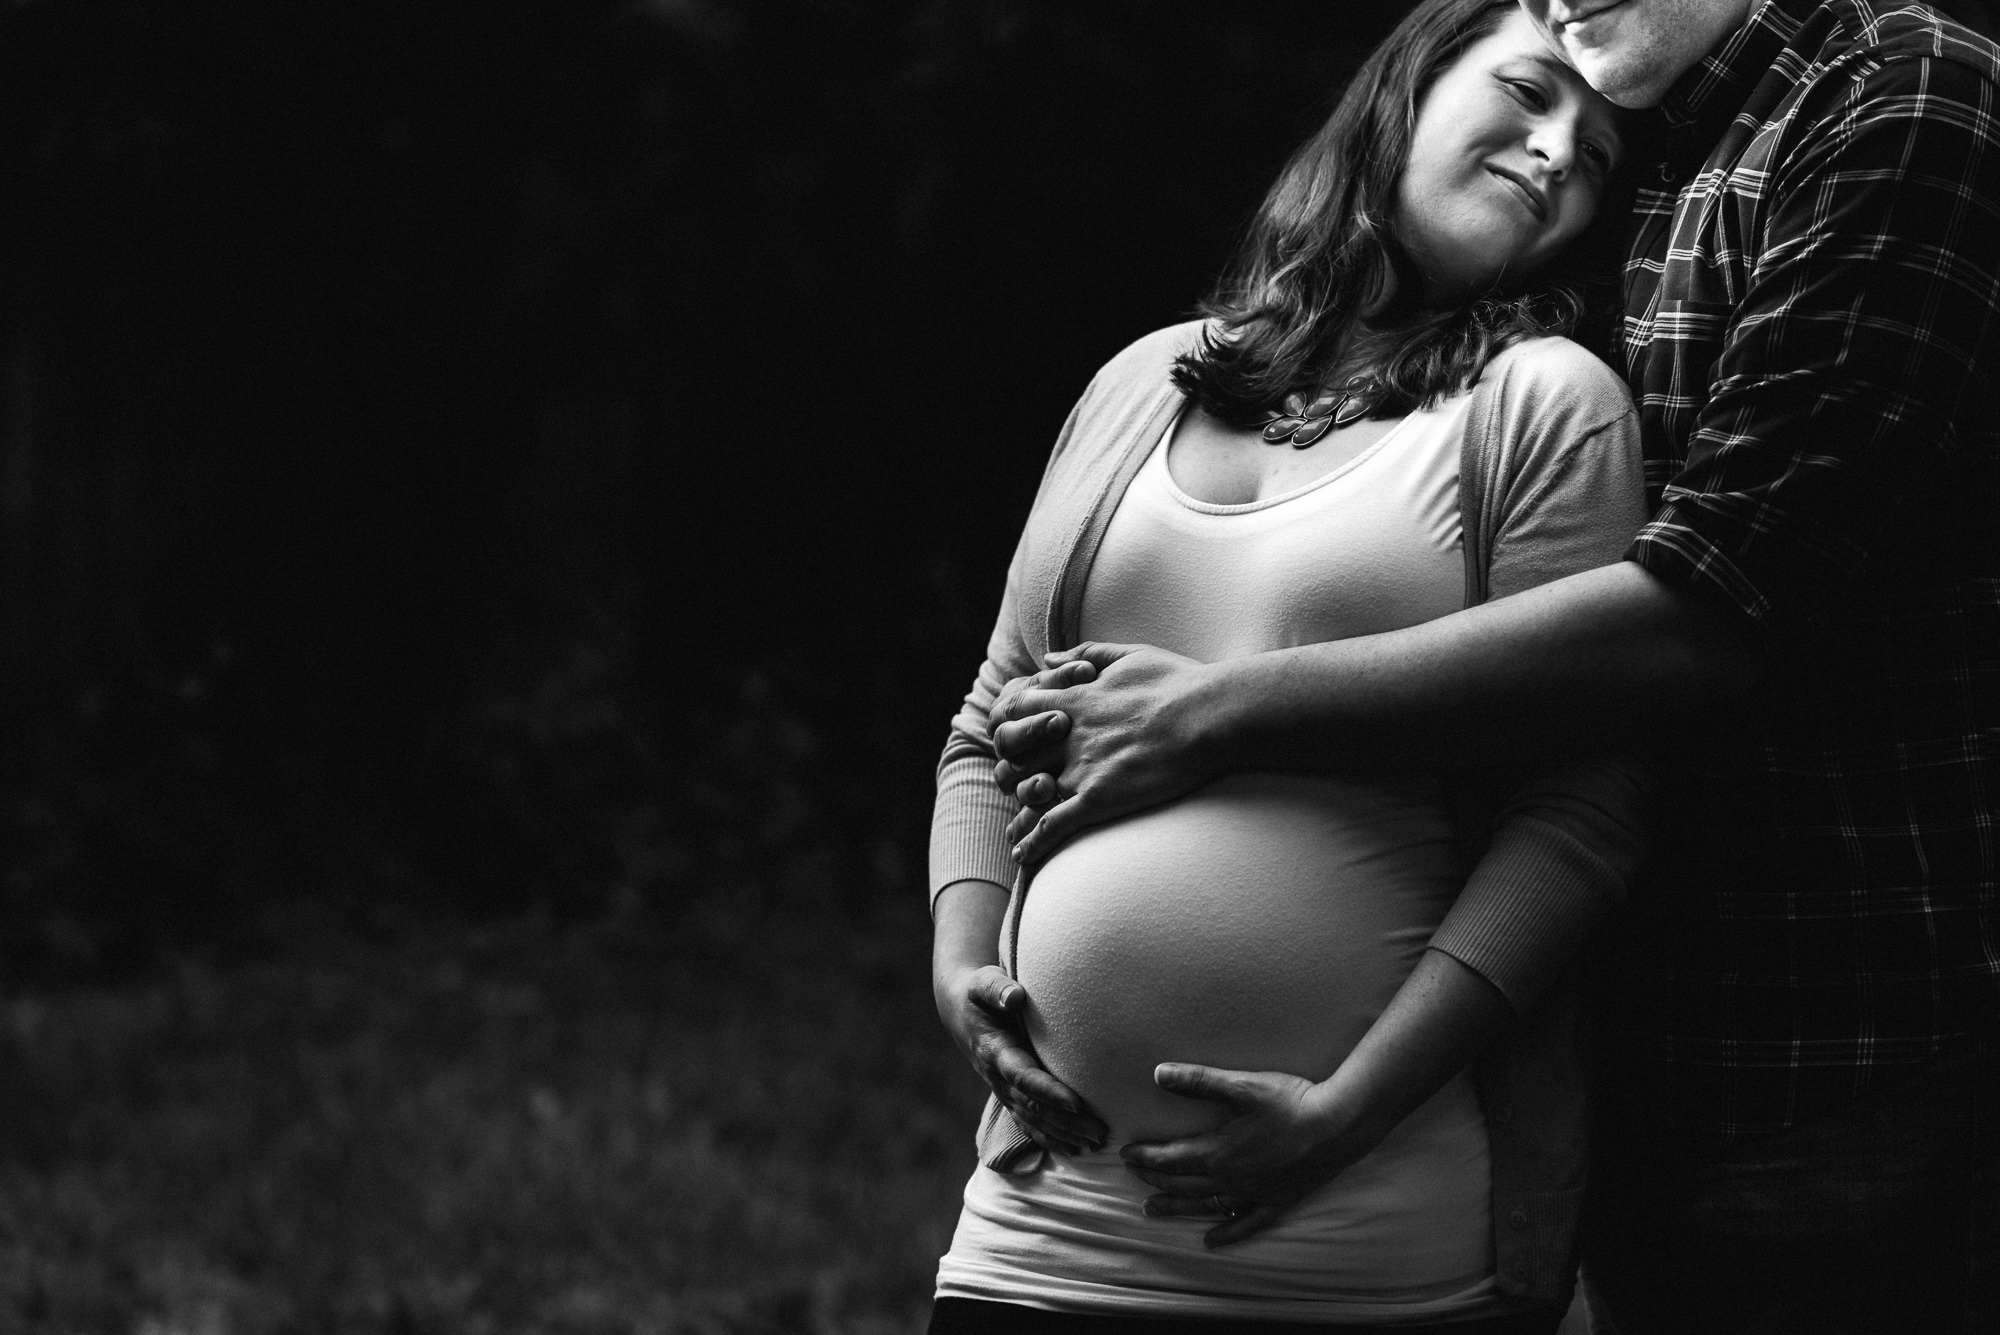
[{"xmin": 937, "ymin": 392, "xmax": 1504, "ymax": 1322}]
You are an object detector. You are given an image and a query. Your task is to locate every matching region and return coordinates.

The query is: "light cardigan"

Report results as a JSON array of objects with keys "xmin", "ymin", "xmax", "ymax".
[{"xmin": 929, "ymin": 321, "xmax": 1650, "ymax": 1307}]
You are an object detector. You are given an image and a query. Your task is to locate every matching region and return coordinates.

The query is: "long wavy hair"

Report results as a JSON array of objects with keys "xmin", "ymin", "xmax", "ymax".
[{"xmin": 1173, "ymin": 0, "xmax": 1626, "ymax": 428}]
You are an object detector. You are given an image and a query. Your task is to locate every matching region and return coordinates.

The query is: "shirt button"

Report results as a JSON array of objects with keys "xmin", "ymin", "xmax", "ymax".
[
  {"xmin": 1509, "ymin": 1208, "xmax": 1530, "ymax": 1230},
  {"xmin": 1657, "ymin": 162, "xmax": 1682, "ymax": 185}
]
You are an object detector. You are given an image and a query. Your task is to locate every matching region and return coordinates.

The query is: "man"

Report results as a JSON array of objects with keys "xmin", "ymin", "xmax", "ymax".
[{"xmin": 986, "ymin": 1, "xmax": 2000, "ymax": 1327}]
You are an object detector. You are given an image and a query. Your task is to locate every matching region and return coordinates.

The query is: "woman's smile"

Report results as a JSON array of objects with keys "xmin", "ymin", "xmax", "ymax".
[{"xmin": 1485, "ymin": 164, "xmax": 1549, "ymax": 221}]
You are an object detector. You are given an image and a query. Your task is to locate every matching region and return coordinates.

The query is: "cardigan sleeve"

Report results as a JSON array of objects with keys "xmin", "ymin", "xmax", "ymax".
[
  {"xmin": 927, "ymin": 536, "xmax": 1041, "ymax": 910},
  {"xmin": 1426, "ymin": 338, "xmax": 1655, "ymax": 1009},
  {"xmin": 927, "ymin": 344, "xmax": 1125, "ymax": 912},
  {"xmin": 927, "ymin": 323, "xmax": 1204, "ymax": 913},
  {"xmin": 926, "ymin": 401, "xmax": 1078, "ymax": 911}
]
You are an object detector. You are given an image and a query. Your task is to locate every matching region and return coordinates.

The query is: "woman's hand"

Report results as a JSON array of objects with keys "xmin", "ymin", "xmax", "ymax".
[
  {"xmin": 988, "ymin": 643, "xmax": 1226, "ymax": 865},
  {"xmin": 1118, "ymin": 1064, "xmax": 1386, "ymax": 1248},
  {"xmin": 938, "ymin": 964, "xmax": 1107, "ymax": 1154},
  {"xmin": 932, "ymin": 881, "xmax": 1107, "ymax": 1155},
  {"xmin": 988, "ymin": 656, "xmax": 1099, "ymax": 804},
  {"xmin": 1121, "ymin": 952, "xmax": 1515, "ymax": 1247}
]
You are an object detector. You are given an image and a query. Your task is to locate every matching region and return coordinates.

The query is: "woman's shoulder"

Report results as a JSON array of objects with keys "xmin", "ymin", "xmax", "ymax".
[
  {"xmin": 1464, "ymin": 336, "xmax": 1642, "ymax": 485},
  {"xmin": 1084, "ymin": 319, "xmax": 1212, "ymax": 394},
  {"xmin": 1477, "ymin": 334, "xmax": 1630, "ymax": 404}
]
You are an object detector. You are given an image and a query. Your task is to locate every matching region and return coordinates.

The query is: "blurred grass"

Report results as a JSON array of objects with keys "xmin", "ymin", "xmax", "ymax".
[{"xmin": 0, "ymin": 902, "xmax": 981, "ymax": 1333}]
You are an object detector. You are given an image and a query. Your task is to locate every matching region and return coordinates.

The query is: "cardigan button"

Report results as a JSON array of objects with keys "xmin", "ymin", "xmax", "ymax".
[{"xmin": 1509, "ymin": 1208, "xmax": 1530, "ymax": 1230}]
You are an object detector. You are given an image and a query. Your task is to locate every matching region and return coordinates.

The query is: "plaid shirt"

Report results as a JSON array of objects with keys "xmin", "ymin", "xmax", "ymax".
[{"xmin": 1603, "ymin": 0, "xmax": 2000, "ymax": 1142}]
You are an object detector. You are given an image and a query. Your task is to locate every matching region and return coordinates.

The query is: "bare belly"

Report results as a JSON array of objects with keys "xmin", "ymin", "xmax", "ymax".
[{"xmin": 1012, "ymin": 771, "xmax": 1464, "ymax": 1142}]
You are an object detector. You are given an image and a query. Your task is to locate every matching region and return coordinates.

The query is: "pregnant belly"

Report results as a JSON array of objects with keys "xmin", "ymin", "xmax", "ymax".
[{"xmin": 1013, "ymin": 772, "xmax": 1463, "ymax": 1142}]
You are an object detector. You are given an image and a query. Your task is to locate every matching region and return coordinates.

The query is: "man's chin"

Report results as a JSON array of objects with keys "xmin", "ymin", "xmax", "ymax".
[{"xmin": 1567, "ymin": 49, "xmax": 1673, "ymax": 108}]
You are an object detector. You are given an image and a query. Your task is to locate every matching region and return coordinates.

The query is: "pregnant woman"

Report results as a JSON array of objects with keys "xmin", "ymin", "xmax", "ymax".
[{"xmin": 929, "ymin": 2, "xmax": 1644, "ymax": 1330}]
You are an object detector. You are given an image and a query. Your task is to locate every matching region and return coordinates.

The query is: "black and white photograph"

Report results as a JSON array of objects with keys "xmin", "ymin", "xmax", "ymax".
[{"xmin": 2, "ymin": 1, "xmax": 1996, "ymax": 1331}]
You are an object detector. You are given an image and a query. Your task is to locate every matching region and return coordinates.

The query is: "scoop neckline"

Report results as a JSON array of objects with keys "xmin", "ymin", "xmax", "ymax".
[{"xmin": 1159, "ymin": 407, "xmax": 1419, "ymax": 515}]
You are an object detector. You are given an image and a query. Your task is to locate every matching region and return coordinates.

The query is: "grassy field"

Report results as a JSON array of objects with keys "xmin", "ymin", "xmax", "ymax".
[
  {"xmin": 0, "ymin": 902, "xmax": 982, "ymax": 1334},
  {"xmin": 0, "ymin": 903, "xmax": 1601, "ymax": 1335}
]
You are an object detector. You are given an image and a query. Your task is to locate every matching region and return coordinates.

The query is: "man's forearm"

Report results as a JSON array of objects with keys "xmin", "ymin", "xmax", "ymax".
[{"xmin": 1196, "ymin": 561, "xmax": 1761, "ymax": 771}]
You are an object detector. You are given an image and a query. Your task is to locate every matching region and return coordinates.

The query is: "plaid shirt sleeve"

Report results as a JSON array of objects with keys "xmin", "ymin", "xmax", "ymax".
[{"xmin": 1628, "ymin": 53, "xmax": 2000, "ymax": 632}]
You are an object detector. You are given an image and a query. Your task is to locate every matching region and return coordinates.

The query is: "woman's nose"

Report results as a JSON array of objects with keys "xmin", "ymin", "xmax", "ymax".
[{"xmin": 1527, "ymin": 122, "xmax": 1578, "ymax": 179}]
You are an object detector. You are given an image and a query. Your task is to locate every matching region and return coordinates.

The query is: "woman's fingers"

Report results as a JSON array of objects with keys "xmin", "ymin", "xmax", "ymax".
[
  {"xmin": 1014, "ymin": 772, "xmax": 1058, "ymax": 807},
  {"xmin": 955, "ymin": 969, "xmax": 1104, "ymax": 1151},
  {"xmin": 1009, "ymin": 1096, "xmax": 1105, "ymax": 1150},
  {"xmin": 1204, "ymin": 1202, "xmax": 1287, "ymax": 1249},
  {"xmin": 1120, "ymin": 1130, "xmax": 1227, "ymax": 1178},
  {"xmin": 942, "ymin": 963, "xmax": 1107, "ymax": 1159},
  {"xmin": 1142, "ymin": 1192, "xmax": 1241, "ymax": 1219},
  {"xmin": 1004, "ymin": 1060, "xmax": 1083, "ymax": 1117},
  {"xmin": 1006, "ymin": 791, "xmax": 1074, "ymax": 847},
  {"xmin": 1129, "ymin": 1165, "xmax": 1227, "ymax": 1196},
  {"xmin": 1012, "ymin": 791, "xmax": 1103, "ymax": 865},
  {"xmin": 991, "ymin": 710, "xmax": 1070, "ymax": 769},
  {"xmin": 1152, "ymin": 1063, "xmax": 1267, "ymax": 1106},
  {"xmin": 990, "ymin": 1034, "xmax": 1107, "ymax": 1148},
  {"xmin": 966, "ymin": 965, "xmax": 1025, "ymax": 1017},
  {"xmin": 989, "ymin": 1066, "xmax": 1099, "ymax": 1152},
  {"xmin": 1004, "ymin": 1095, "xmax": 1101, "ymax": 1153},
  {"xmin": 1118, "ymin": 1067, "xmax": 1297, "ymax": 1170},
  {"xmin": 990, "ymin": 663, "xmax": 1084, "ymax": 732},
  {"xmin": 989, "ymin": 659, "xmax": 1096, "ymax": 774},
  {"xmin": 1037, "ymin": 658, "xmax": 1099, "ymax": 688},
  {"xmin": 1041, "ymin": 642, "xmax": 1135, "ymax": 672},
  {"xmin": 1148, "ymin": 1064, "xmax": 1301, "ymax": 1118},
  {"xmin": 1010, "ymin": 1107, "xmax": 1090, "ymax": 1156}
]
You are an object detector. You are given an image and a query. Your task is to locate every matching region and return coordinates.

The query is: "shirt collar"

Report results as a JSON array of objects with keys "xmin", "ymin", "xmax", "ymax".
[{"xmin": 1658, "ymin": 0, "xmax": 1813, "ymax": 142}]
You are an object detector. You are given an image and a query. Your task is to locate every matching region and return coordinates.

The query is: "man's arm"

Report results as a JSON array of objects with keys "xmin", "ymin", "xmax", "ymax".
[
  {"xmin": 1198, "ymin": 559, "xmax": 1756, "ymax": 769},
  {"xmin": 998, "ymin": 561, "xmax": 1757, "ymax": 863}
]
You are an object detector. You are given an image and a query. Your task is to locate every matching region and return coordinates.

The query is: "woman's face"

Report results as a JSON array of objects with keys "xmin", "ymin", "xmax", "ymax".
[{"xmin": 1394, "ymin": 8, "xmax": 1626, "ymax": 305}]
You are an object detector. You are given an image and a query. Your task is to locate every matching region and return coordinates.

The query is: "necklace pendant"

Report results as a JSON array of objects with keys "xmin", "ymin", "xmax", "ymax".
[
  {"xmin": 1290, "ymin": 413, "xmax": 1335, "ymax": 448},
  {"xmin": 1261, "ymin": 416, "xmax": 1309, "ymax": 444},
  {"xmin": 1332, "ymin": 393, "xmax": 1371, "ymax": 428},
  {"xmin": 1261, "ymin": 381, "xmax": 1376, "ymax": 448}
]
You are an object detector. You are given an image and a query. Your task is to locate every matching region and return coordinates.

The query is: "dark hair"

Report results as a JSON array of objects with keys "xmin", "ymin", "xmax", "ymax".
[{"xmin": 1172, "ymin": 0, "xmax": 1624, "ymax": 428}]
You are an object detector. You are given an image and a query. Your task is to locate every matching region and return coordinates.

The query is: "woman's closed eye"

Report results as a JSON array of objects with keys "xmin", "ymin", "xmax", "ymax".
[{"xmin": 1502, "ymin": 76, "xmax": 1618, "ymax": 181}]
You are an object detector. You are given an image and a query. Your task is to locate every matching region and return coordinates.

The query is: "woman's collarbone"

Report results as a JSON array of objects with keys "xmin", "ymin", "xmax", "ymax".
[{"xmin": 1171, "ymin": 407, "xmax": 1404, "ymax": 505}]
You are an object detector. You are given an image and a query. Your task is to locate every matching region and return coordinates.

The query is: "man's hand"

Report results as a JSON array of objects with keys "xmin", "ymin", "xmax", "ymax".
[
  {"xmin": 988, "ymin": 643, "xmax": 1224, "ymax": 865},
  {"xmin": 1119, "ymin": 1064, "xmax": 1382, "ymax": 1248}
]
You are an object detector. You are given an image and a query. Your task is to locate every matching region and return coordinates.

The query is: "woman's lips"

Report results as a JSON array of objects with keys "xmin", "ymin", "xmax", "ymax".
[{"xmin": 1487, "ymin": 166, "xmax": 1548, "ymax": 221}]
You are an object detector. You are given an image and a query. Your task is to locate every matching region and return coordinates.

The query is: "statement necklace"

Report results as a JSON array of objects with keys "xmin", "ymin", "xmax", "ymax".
[{"xmin": 1260, "ymin": 378, "xmax": 1383, "ymax": 448}]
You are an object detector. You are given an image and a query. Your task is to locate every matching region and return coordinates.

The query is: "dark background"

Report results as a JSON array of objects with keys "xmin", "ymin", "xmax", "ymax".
[{"xmin": 0, "ymin": 0, "xmax": 1423, "ymax": 975}]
